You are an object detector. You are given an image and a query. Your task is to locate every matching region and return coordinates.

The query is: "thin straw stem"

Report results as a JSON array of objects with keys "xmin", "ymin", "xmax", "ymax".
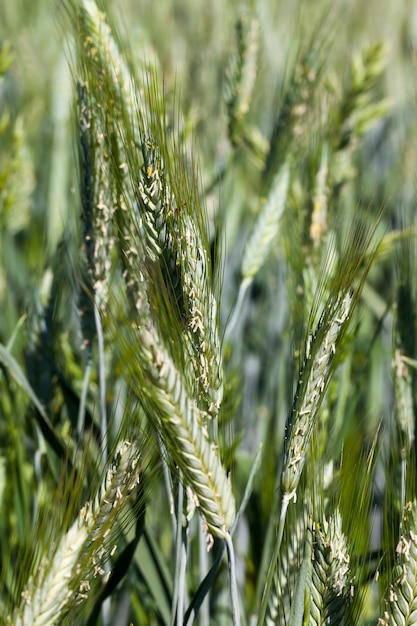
[
  {"xmin": 226, "ymin": 277, "xmax": 251, "ymax": 340},
  {"xmin": 94, "ymin": 301, "xmax": 108, "ymax": 468},
  {"xmin": 171, "ymin": 477, "xmax": 184, "ymax": 626},
  {"xmin": 177, "ymin": 528, "xmax": 188, "ymax": 626},
  {"xmin": 226, "ymin": 533, "xmax": 241, "ymax": 626},
  {"xmin": 76, "ymin": 345, "xmax": 92, "ymax": 439},
  {"xmin": 257, "ymin": 493, "xmax": 291, "ymax": 626},
  {"xmin": 184, "ymin": 444, "xmax": 262, "ymax": 624},
  {"xmin": 198, "ymin": 523, "xmax": 210, "ymax": 626}
]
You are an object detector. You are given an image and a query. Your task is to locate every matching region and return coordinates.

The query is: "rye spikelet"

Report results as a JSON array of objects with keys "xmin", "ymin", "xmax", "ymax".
[
  {"xmin": 225, "ymin": 5, "xmax": 261, "ymax": 156},
  {"xmin": 72, "ymin": 0, "xmax": 141, "ymax": 140},
  {"xmin": 309, "ymin": 510, "xmax": 354, "ymax": 626},
  {"xmin": 77, "ymin": 81, "xmax": 116, "ymax": 327},
  {"xmin": 379, "ymin": 500, "xmax": 417, "ymax": 626},
  {"xmin": 112, "ymin": 304, "xmax": 235, "ymax": 540},
  {"xmin": 281, "ymin": 289, "xmax": 353, "ymax": 499},
  {"xmin": 72, "ymin": 0, "xmax": 224, "ymax": 421},
  {"xmin": 241, "ymin": 162, "xmax": 290, "ymax": 283},
  {"xmin": 178, "ymin": 213, "xmax": 224, "ymax": 419},
  {"xmin": 265, "ymin": 513, "xmax": 306, "ymax": 625},
  {"xmin": 8, "ymin": 441, "xmax": 141, "ymax": 626},
  {"xmin": 135, "ymin": 136, "xmax": 175, "ymax": 263},
  {"xmin": 69, "ymin": 0, "xmax": 232, "ymax": 538}
]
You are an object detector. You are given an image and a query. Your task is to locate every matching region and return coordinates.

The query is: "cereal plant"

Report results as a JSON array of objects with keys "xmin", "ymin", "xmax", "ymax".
[{"xmin": 1, "ymin": 1, "xmax": 417, "ymax": 624}]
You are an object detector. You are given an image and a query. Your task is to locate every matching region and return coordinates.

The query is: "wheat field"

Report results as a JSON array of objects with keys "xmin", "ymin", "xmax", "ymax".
[{"xmin": 1, "ymin": 0, "xmax": 417, "ymax": 624}]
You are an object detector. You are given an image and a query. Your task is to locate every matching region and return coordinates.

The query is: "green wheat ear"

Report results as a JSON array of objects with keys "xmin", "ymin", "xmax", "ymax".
[
  {"xmin": 308, "ymin": 510, "xmax": 354, "ymax": 625},
  {"xmin": 258, "ymin": 213, "xmax": 380, "ymax": 625},
  {"xmin": 7, "ymin": 440, "xmax": 142, "ymax": 626},
  {"xmin": 108, "ymin": 284, "xmax": 236, "ymax": 541},
  {"xmin": 225, "ymin": 3, "xmax": 266, "ymax": 162},
  {"xmin": 264, "ymin": 510, "xmax": 307, "ymax": 625},
  {"xmin": 281, "ymin": 288, "xmax": 353, "ymax": 500},
  {"xmin": 241, "ymin": 162, "xmax": 290, "ymax": 283},
  {"xmin": 67, "ymin": 0, "xmax": 234, "ymax": 541},
  {"xmin": 283, "ymin": 211, "xmax": 382, "ymax": 501},
  {"xmin": 379, "ymin": 500, "xmax": 417, "ymax": 626}
]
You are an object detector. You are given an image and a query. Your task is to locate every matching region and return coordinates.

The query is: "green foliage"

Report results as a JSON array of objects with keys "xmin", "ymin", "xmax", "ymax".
[{"xmin": 1, "ymin": 1, "xmax": 417, "ymax": 624}]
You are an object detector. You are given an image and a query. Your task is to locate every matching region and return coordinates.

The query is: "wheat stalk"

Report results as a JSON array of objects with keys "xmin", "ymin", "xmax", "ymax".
[{"xmin": 8, "ymin": 440, "xmax": 141, "ymax": 626}]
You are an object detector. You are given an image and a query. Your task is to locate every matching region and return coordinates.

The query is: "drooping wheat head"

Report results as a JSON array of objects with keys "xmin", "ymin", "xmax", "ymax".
[{"xmin": 69, "ymin": 0, "xmax": 234, "ymax": 540}]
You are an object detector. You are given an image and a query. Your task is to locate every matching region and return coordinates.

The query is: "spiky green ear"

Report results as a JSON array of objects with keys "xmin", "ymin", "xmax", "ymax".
[
  {"xmin": 8, "ymin": 440, "xmax": 144, "ymax": 624},
  {"xmin": 379, "ymin": 501, "xmax": 417, "ymax": 626},
  {"xmin": 65, "ymin": 0, "xmax": 234, "ymax": 540},
  {"xmin": 257, "ymin": 212, "xmax": 380, "ymax": 625}
]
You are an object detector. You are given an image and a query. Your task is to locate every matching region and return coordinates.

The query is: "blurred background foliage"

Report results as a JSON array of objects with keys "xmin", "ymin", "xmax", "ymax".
[
  {"xmin": 1, "ymin": 0, "xmax": 416, "ymax": 312},
  {"xmin": 2, "ymin": 0, "xmax": 417, "ymax": 624}
]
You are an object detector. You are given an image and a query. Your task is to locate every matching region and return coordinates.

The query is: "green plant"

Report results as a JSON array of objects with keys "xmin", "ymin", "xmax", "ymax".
[{"xmin": 1, "ymin": 1, "xmax": 417, "ymax": 625}]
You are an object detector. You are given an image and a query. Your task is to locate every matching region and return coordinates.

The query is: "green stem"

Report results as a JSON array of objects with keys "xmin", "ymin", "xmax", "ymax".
[
  {"xmin": 226, "ymin": 533, "xmax": 241, "ymax": 626},
  {"xmin": 184, "ymin": 445, "xmax": 262, "ymax": 624},
  {"xmin": 177, "ymin": 526, "xmax": 188, "ymax": 626},
  {"xmin": 198, "ymin": 523, "xmax": 210, "ymax": 626},
  {"xmin": 94, "ymin": 301, "xmax": 108, "ymax": 468},
  {"xmin": 227, "ymin": 277, "xmax": 252, "ymax": 339},
  {"xmin": 76, "ymin": 344, "xmax": 92, "ymax": 441},
  {"xmin": 171, "ymin": 477, "xmax": 185, "ymax": 626},
  {"xmin": 257, "ymin": 493, "xmax": 291, "ymax": 626}
]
